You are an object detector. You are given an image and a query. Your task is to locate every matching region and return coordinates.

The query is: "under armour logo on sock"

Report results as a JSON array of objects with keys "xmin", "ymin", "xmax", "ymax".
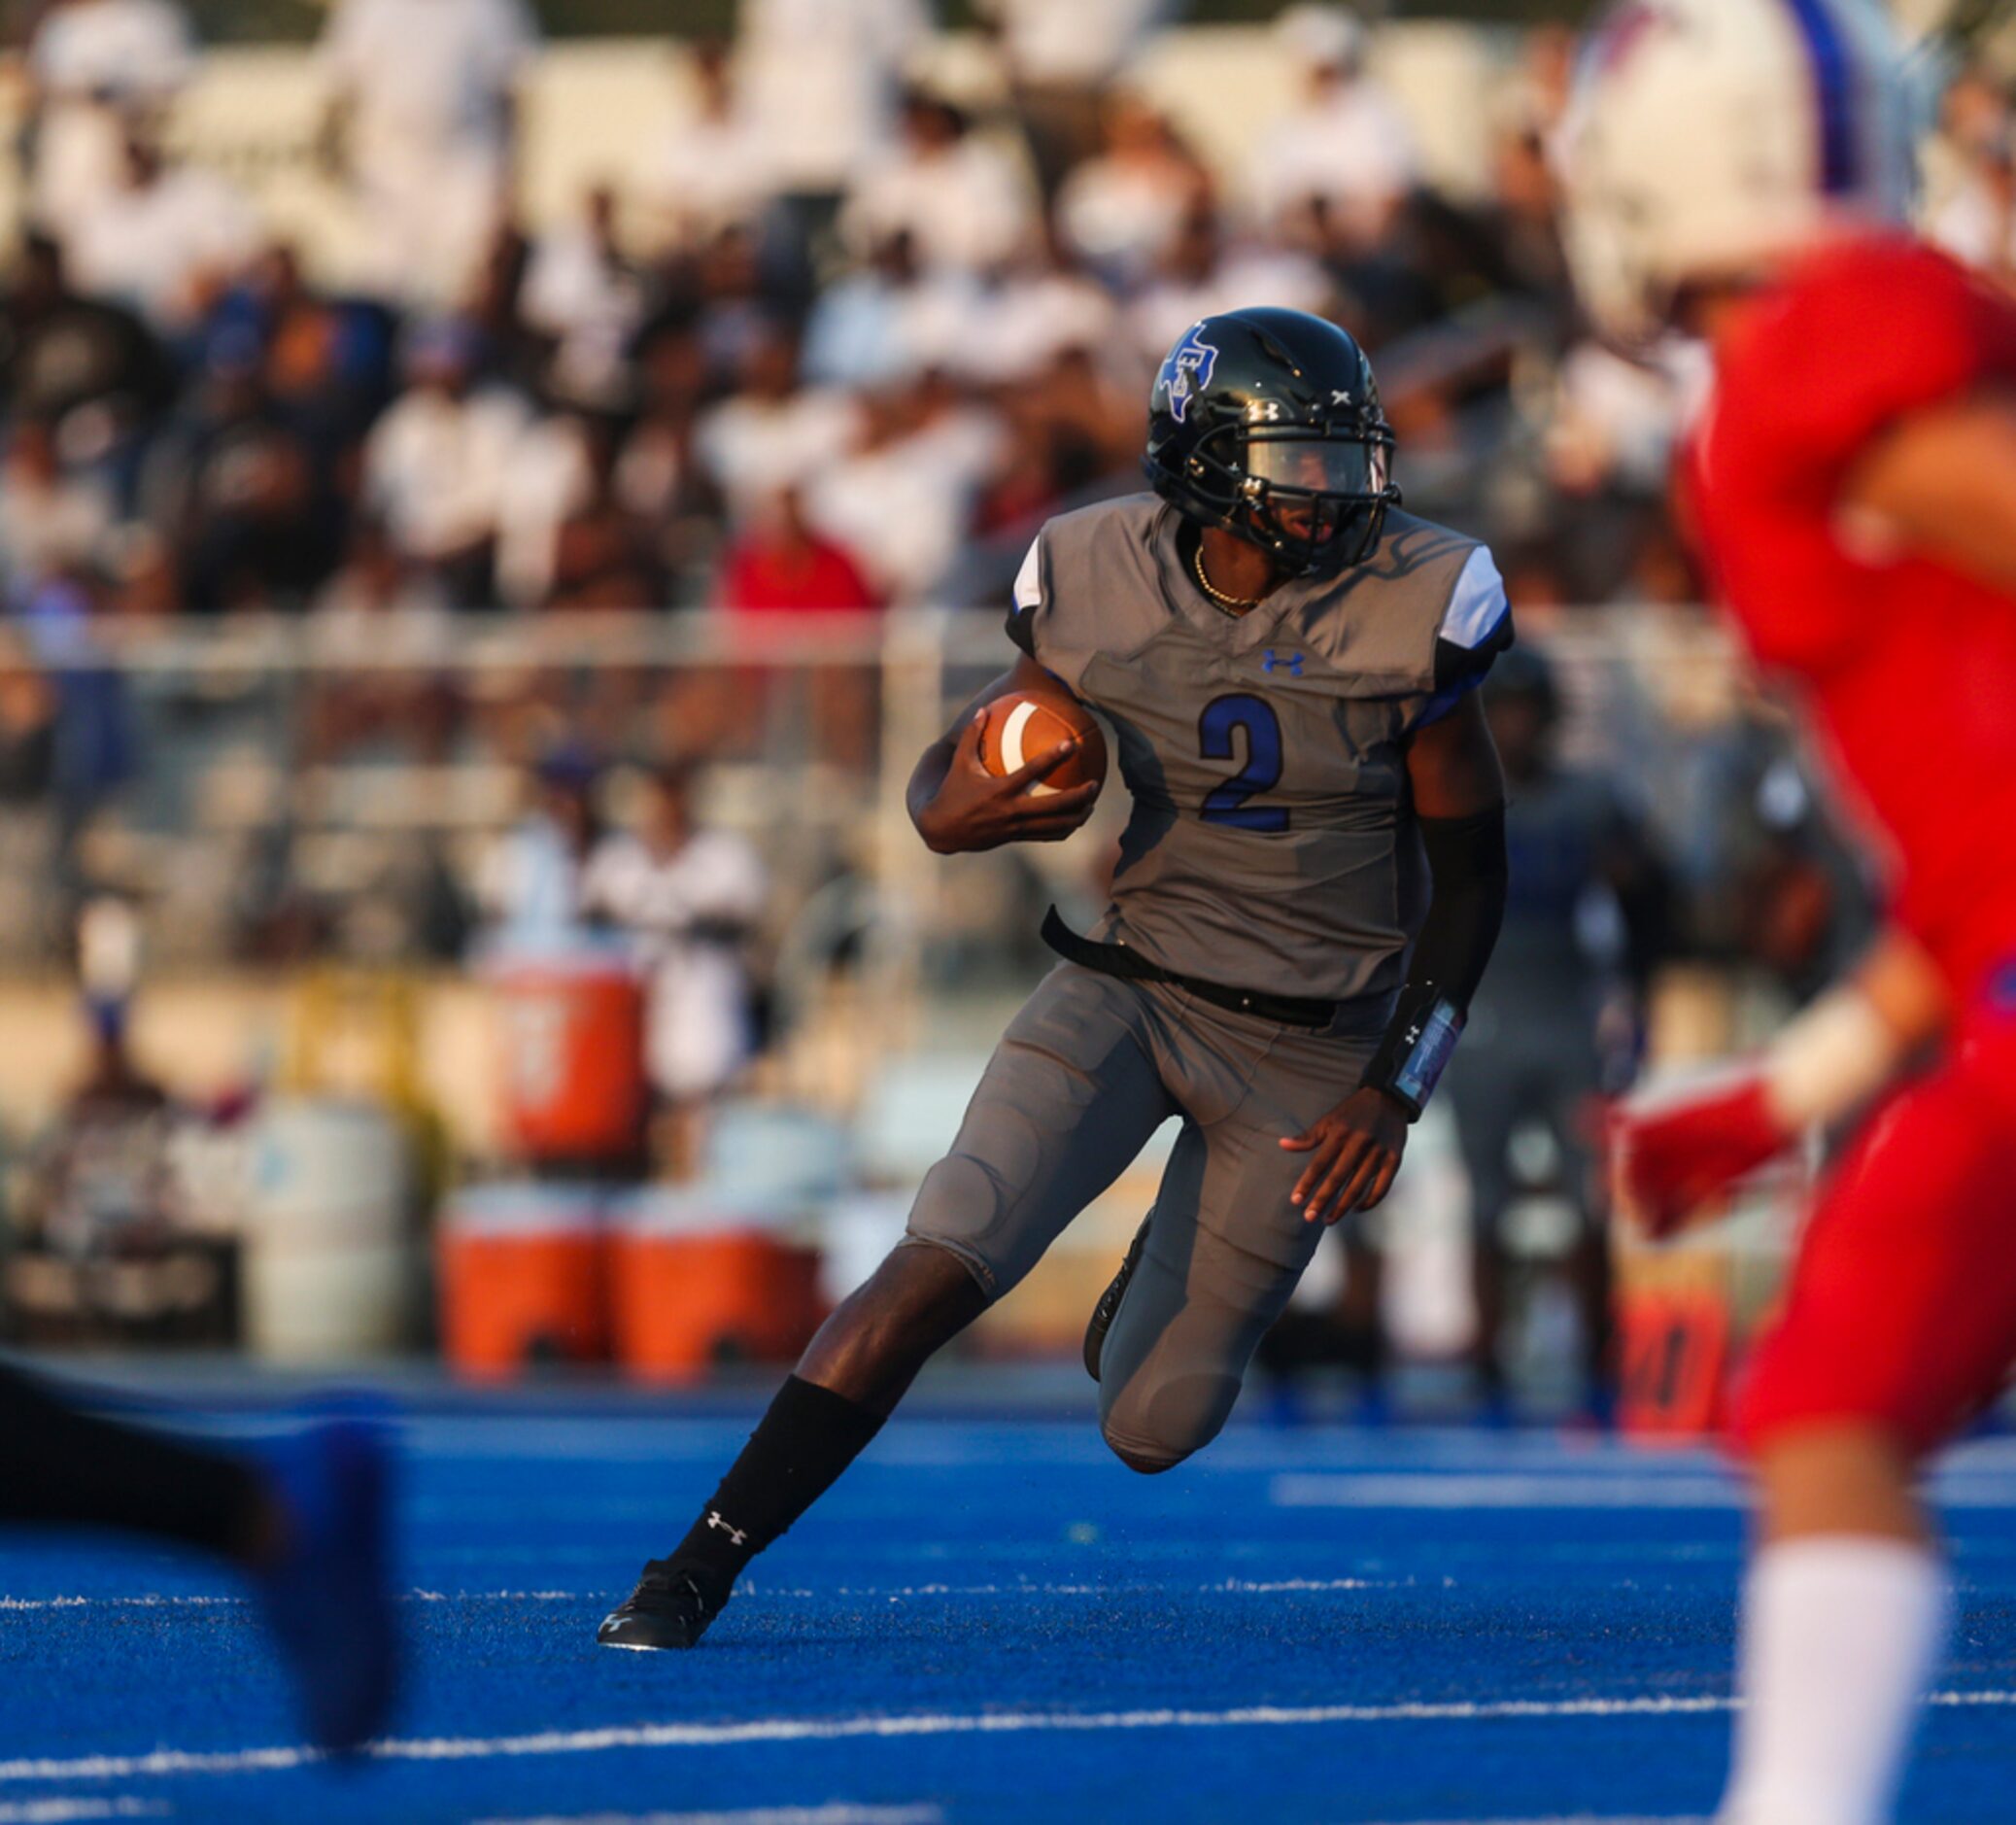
[{"xmin": 705, "ymin": 1510, "xmax": 748, "ymax": 1547}]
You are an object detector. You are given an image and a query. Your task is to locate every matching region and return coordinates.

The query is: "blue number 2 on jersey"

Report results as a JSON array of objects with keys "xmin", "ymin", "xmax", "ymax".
[{"xmin": 1198, "ymin": 694, "xmax": 1288, "ymax": 832}]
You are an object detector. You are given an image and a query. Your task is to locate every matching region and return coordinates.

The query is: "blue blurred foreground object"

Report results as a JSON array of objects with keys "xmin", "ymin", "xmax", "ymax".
[{"xmin": 254, "ymin": 1400, "xmax": 399, "ymax": 1754}]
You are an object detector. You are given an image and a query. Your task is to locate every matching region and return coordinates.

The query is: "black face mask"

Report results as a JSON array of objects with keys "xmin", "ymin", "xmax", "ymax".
[{"xmin": 1181, "ymin": 424, "xmax": 1399, "ymax": 575}]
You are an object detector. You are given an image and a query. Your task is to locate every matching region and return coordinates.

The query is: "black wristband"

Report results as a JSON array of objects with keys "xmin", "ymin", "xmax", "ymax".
[{"xmin": 1364, "ymin": 981, "xmax": 1466, "ymax": 1120}]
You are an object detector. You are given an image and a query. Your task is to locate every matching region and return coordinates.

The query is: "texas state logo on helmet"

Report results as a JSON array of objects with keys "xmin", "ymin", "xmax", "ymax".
[
  {"xmin": 1559, "ymin": 0, "xmax": 1919, "ymax": 344},
  {"xmin": 1160, "ymin": 325, "xmax": 1219, "ymax": 425}
]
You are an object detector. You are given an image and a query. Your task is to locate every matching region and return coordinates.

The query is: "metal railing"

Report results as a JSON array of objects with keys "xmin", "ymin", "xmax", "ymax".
[{"xmin": 0, "ymin": 603, "xmax": 1752, "ymax": 976}]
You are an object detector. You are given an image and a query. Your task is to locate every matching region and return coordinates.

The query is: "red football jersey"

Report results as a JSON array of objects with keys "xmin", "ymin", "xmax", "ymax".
[{"xmin": 1688, "ymin": 232, "xmax": 2016, "ymax": 1000}]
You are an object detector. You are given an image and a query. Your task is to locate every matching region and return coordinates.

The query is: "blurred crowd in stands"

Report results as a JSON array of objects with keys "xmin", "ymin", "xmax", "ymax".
[
  {"xmin": 9, "ymin": 0, "xmax": 2016, "ymax": 621},
  {"xmin": 0, "ymin": 0, "xmax": 2000, "ymax": 975},
  {"xmin": 5, "ymin": 0, "xmax": 1692, "ymax": 643}
]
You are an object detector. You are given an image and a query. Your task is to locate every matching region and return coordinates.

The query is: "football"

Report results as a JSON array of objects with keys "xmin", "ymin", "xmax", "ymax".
[{"xmin": 979, "ymin": 692, "xmax": 1109, "ymax": 799}]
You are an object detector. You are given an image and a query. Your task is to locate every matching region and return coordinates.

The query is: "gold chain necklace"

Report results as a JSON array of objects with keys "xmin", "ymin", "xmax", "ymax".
[{"xmin": 1191, "ymin": 539, "xmax": 1263, "ymax": 614}]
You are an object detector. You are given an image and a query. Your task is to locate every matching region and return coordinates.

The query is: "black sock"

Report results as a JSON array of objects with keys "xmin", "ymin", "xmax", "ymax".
[
  {"xmin": 0, "ymin": 1360, "xmax": 264, "ymax": 1559},
  {"xmin": 668, "ymin": 1375, "xmax": 885, "ymax": 1583}
]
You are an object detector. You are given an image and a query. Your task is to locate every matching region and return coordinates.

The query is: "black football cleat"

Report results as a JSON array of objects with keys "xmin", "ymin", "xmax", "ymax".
[
  {"xmin": 1083, "ymin": 1210, "xmax": 1153, "ymax": 1382},
  {"xmin": 597, "ymin": 1560, "xmax": 728, "ymax": 1651}
]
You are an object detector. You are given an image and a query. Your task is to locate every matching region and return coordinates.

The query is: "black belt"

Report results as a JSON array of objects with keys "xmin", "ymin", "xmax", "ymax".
[{"xmin": 1040, "ymin": 907, "xmax": 1336, "ymax": 1029}]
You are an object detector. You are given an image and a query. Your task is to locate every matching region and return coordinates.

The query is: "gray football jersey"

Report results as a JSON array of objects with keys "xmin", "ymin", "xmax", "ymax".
[{"xmin": 1008, "ymin": 494, "xmax": 1511, "ymax": 1006}]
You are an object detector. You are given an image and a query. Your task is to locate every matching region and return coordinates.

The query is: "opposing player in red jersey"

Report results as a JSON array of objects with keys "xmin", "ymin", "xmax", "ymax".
[{"xmin": 1564, "ymin": 1, "xmax": 2016, "ymax": 1819}]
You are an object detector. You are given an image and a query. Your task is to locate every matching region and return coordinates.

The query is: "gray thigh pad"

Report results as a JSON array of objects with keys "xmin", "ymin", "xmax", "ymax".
[{"xmin": 903, "ymin": 965, "xmax": 1177, "ymax": 1297}]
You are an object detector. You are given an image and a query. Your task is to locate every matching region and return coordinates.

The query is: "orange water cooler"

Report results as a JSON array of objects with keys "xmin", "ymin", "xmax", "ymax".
[
  {"xmin": 487, "ymin": 946, "xmax": 647, "ymax": 1164},
  {"xmin": 438, "ymin": 1184, "xmax": 608, "ymax": 1380},
  {"xmin": 607, "ymin": 1189, "xmax": 826, "ymax": 1385}
]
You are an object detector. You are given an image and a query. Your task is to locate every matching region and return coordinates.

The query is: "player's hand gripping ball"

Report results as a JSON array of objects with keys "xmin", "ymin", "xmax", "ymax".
[
  {"xmin": 915, "ymin": 693, "xmax": 1106, "ymax": 854},
  {"xmin": 979, "ymin": 692, "xmax": 1108, "ymax": 797}
]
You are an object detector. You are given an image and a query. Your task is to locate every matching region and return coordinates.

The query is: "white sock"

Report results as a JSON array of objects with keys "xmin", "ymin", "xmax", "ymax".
[{"xmin": 1718, "ymin": 1536, "xmax": 1950, "ymax": 1825}]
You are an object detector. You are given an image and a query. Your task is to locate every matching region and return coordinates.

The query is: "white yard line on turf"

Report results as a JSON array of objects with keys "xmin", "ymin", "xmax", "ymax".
[
  {"xmin": 0, "ymin": 1598, "xmax": 235, "ymax": 1612},
  {"xmin": 0, "ymin": 1579, "xmax": 1397, "ymax": 1613},
  {"xmin": 0, "ymin": 1803, "xmax": 167, "ymax": 1822},
  {"xmin": 3, "ymin": 1691, "xmax": 2014, "ymax": 1785},
  {"xmin": 1269, "ymin": 1472, "xmax": 2016, "ymax": 1510},
  {"xmin": 0, "ymin": 1593, "xmax": 585, "ymax": 1612},
  {"xmin": 1271, "ymin": 1474, "xmax": 1746, "ymax": 1509},
  {"xmin": 472, "ymin": 1808, "xmax": 942, "ymax": 1825},
  {"xmin": 1271, "ymin": 1473, "xmax": 2016, "ymax": 1509}
]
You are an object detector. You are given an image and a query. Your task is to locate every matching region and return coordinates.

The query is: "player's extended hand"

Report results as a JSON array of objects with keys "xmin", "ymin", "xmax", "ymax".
[
  {"xmin": 914, "ymin": 705, "xmax": 1101, "ymax": 854},
  {"xmin": 1281, "ymin": 1086, "xmax": 1410, "ymax": 1225},
  {"xmin": 1609, "ymin": 1071, "xmax": 1790, "ymax": 1240}
]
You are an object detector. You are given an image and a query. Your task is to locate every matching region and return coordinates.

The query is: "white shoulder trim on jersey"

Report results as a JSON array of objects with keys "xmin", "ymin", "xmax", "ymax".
[
  {"xmin": 1442, "ymin": 545, "xmax": 1510, "ymax": 650},
  {"xmin": 1011, "ymin": 536, "xmax": 1042, "ymax": 616}
]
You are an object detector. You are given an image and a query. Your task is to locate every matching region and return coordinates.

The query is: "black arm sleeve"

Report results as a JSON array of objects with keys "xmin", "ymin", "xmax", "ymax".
[
  {"xmin": 1362, "ymin": 802, "xmax": 1509, "ymax": 1118},
  {"xmin": 1410, "ymin": 802, "xmax": 1510, "ymax": 1012}
]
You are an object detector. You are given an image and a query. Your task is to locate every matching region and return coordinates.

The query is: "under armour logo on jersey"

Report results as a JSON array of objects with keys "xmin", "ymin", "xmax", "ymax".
[
  {"xmin": 705, "ymin": 1510, "xmax": 748, "ymax": 1547},
  {"xmin": 1262, "ymin": 649, "xmax": 1305, "ymax": 677},
  {"xmin": 1160, "ymin": 324, "xmax": 1219, "ymax": 424}
]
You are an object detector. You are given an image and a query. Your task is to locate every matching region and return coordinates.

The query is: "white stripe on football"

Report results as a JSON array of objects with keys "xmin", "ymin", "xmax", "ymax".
[{"xmin": 1000, "ymin": 699, "xmax": 1058, "ymax": 798}]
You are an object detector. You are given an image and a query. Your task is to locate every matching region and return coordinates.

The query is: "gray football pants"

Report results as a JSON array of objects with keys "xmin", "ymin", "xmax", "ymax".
[{"xmin": 904, "ymin": 963, "xmax": 1383, "ymax": 1472}]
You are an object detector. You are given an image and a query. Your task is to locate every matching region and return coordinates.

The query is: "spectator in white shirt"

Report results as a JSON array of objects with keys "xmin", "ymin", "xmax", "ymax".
[
  {"xmin": 1127, "ymin": 203, "xmax": 1332, "ymax": 370},
  {"xmin": 1542, "ymin": 341, "xmax": 1685, "ymax": 502},
  {"xmin": 974, "ymin": 0, "xmax": 1171, "ymax": 196},
  {"xmin": 361, "ymin": 318, "xmax": 530, "ymax": 603},
  {"xmin": 977, "ymin": 0, "xmax": 1169, "ymax": 93},
  {"xmin": 1053, "ymin": 91, "xmax": 1211, "ymax": 289},
  {"xmin": 735, "ymin": 0, "xmax": 931, "ymax": 202},
  {"xmin": 491, "ymin": 397, "xmax": 660, "ymax": 613},
  {"xmin": 64, "ymin": 135, "xmax": 261, "ymax": 335},
  {"xmin": 494, "ymin": 408, "xmax": 598, "ymax": 612},
  {"xmin": 319, "ymin": 0, "xmax": 538, "ymax": 308},
  {"xmin": 580, "ymin": 762, "xmax": 769, "ymax": 1172},
  {"xmin": 646, "ymin": 40, "xmax": 778, "ymax": 255},
  {"xmin": 803, "ymin": 369, "xmax": 1006, "ymax": 604},
  {"xmin": 965, "ymin": 217, "xmax": 1118, "ymax": 386},
  {"xmin": 1248, "ymin": 4, "xmax": 1418, "ymax": 254},
  {"xmin": 26, "ymin": 0, "xmax": 194, "ymax": 228},
  {"xmin": 801, "ymin": 229, "xmax": 980, "ymax": 390},
  {"xmin": 838, "ymin": 91, "xmax": 1035, "ymax": 278},
  {"xmin": 520, "ymin": 186, "xmax": 647, "ymax": 409},
  {"xmin": 694, "ymin": 323, "xmax": 864, "ymax": 526},
  {"xmin": 476, "ymin": 746, "xmax": 601, "ymax": 950},
  {"xmin": 0, "ymin": 420, "xmax": 115, "ymax": 598}
]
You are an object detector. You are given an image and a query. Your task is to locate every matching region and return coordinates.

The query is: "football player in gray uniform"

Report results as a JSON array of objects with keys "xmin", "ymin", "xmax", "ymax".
[{"xmin": 599, "ymin": 307, "xmax": 1513, "ymax": 1651}]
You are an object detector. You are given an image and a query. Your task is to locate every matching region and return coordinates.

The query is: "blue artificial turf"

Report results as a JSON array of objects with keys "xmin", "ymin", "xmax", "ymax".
[{"xmin": 2, "ymin": 1403, "xmax": 2014, "ymax": 1824}]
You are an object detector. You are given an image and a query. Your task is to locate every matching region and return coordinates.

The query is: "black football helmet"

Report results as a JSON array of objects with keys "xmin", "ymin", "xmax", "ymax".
[{"xmin": 1144, "ymin": 307, "xmax": 1399, "ymax": 576}]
